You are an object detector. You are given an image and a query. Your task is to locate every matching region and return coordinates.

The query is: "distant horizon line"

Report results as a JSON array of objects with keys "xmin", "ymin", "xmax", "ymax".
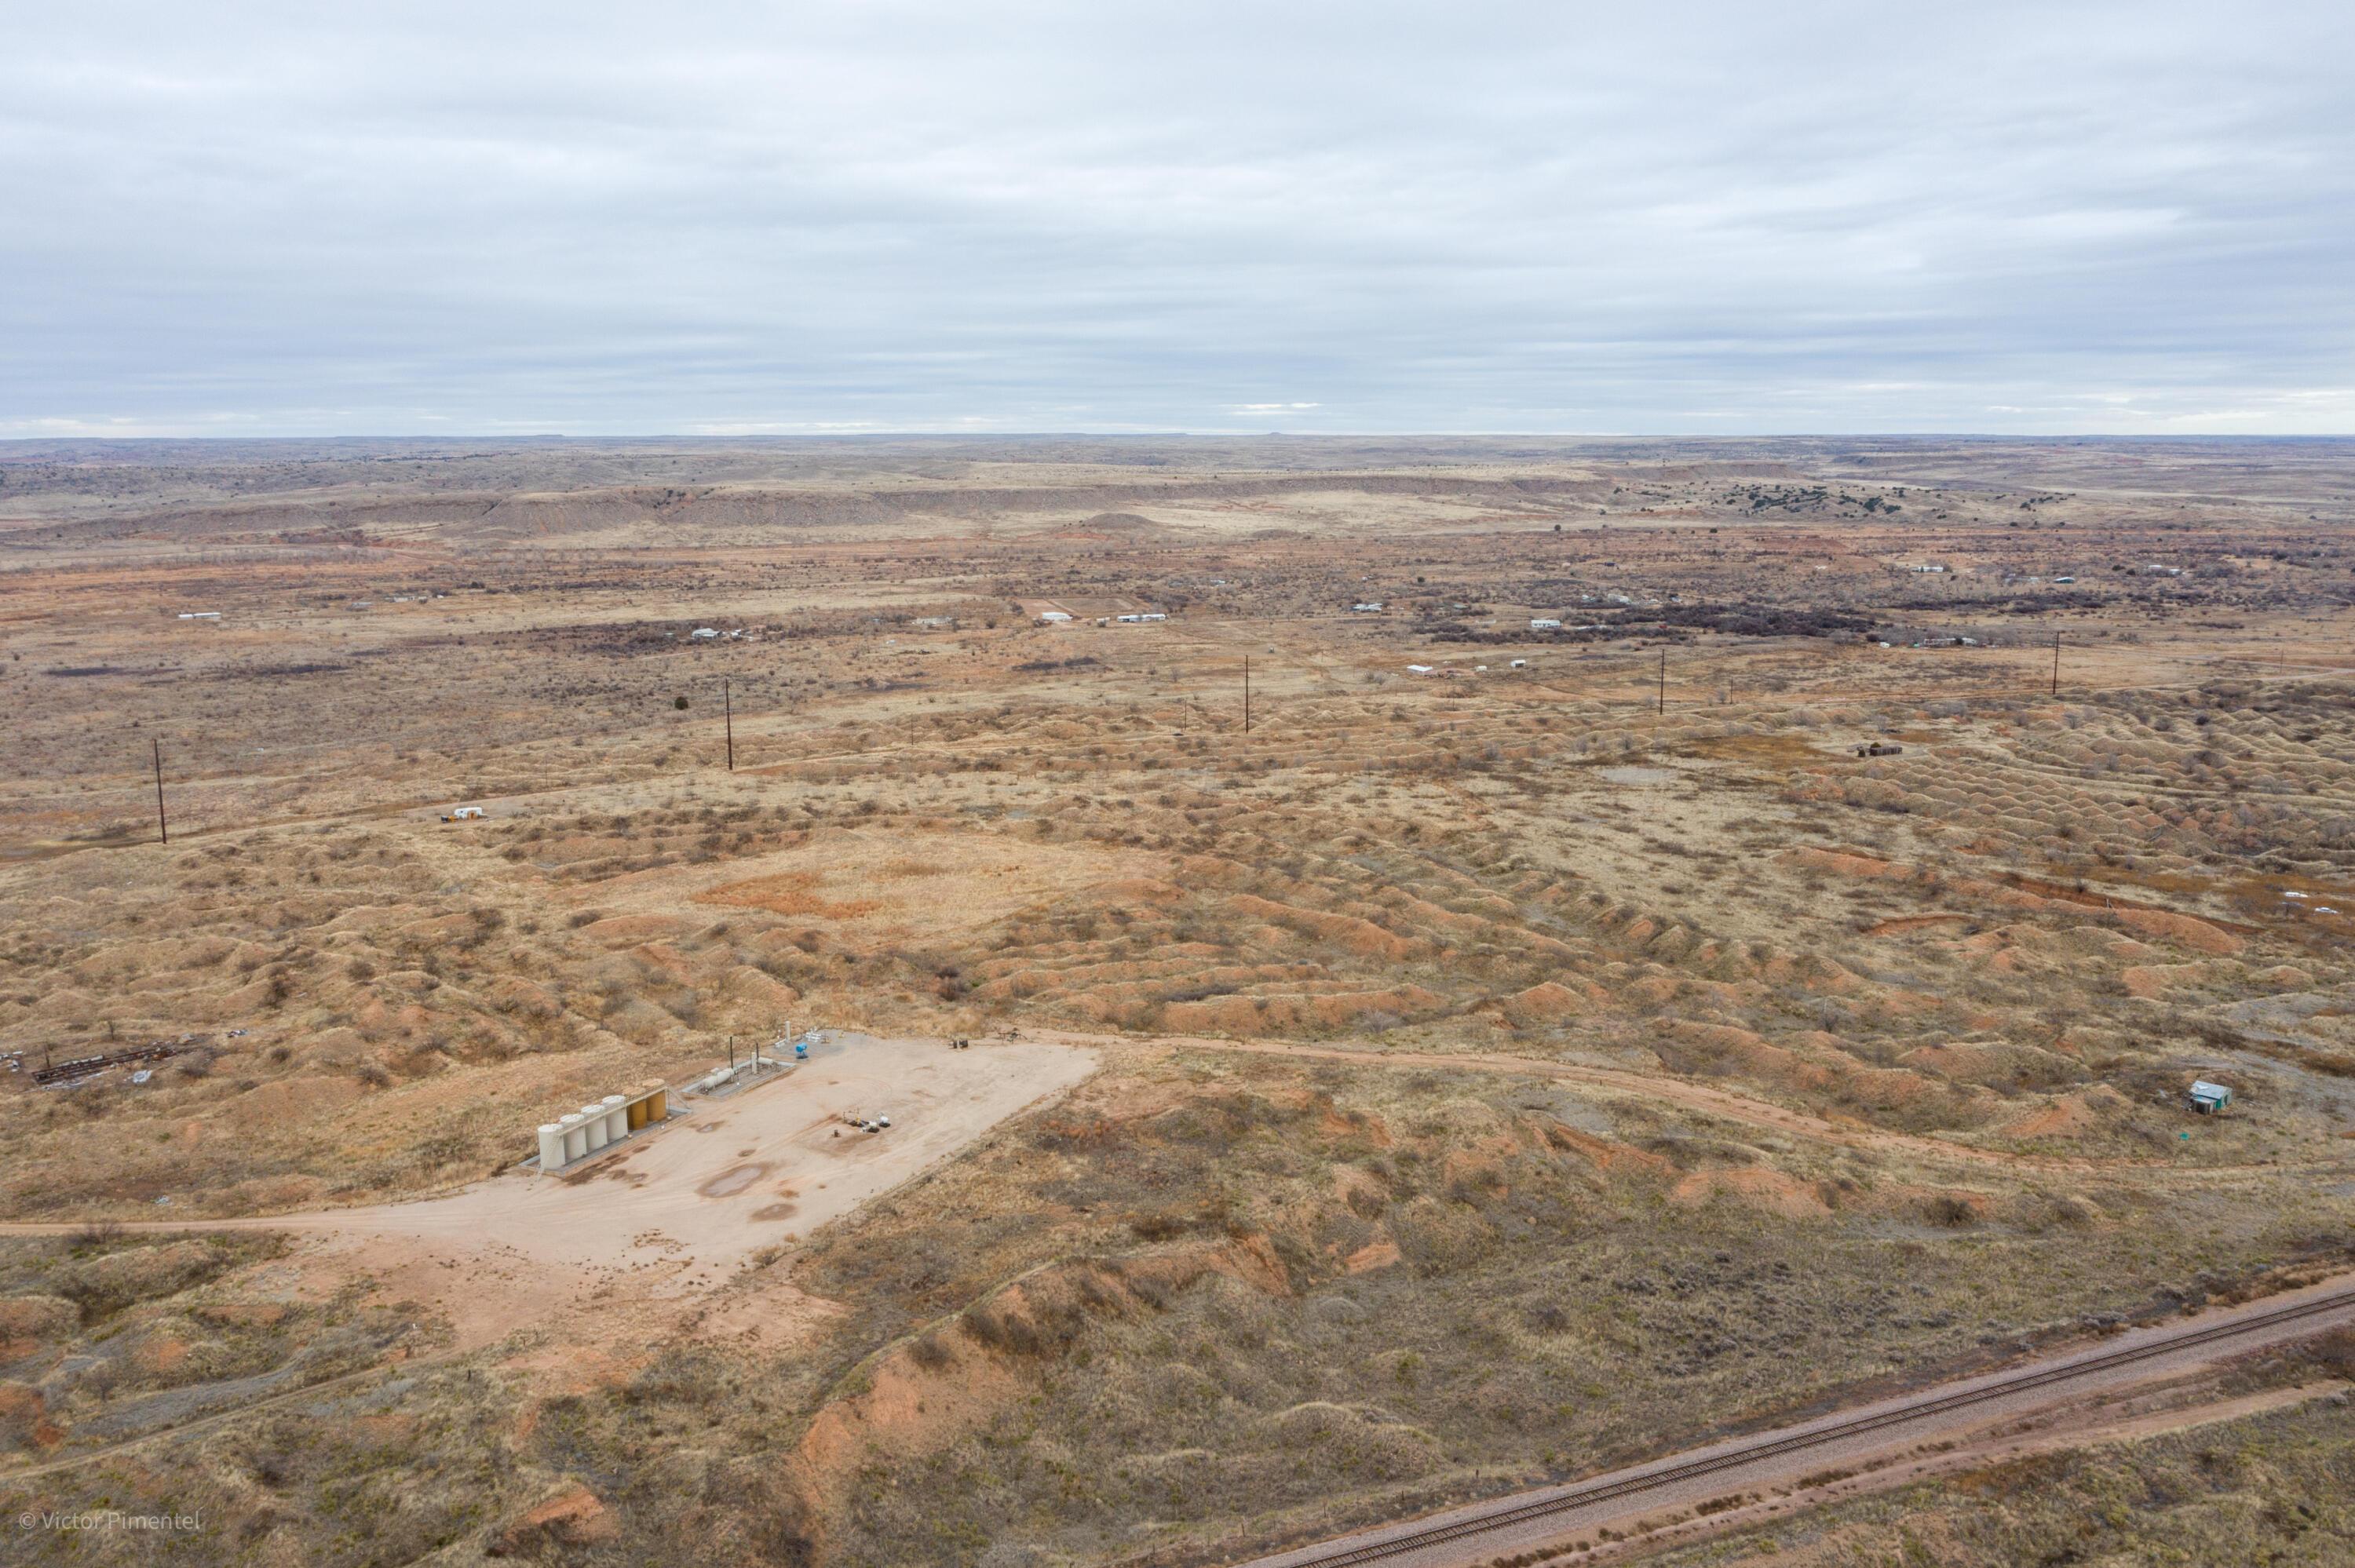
[{"xmin": 4, "ymin": 429, "xmax": 2353, "ymax": 447}]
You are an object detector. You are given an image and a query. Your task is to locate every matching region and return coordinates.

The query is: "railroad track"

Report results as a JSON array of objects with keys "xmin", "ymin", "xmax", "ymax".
[{"xmin": 1252, "ymin": 1285, "xmax": 2355, "ymax": 1568}]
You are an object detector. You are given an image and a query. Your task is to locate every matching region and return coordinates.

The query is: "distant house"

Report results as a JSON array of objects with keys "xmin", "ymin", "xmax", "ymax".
[
  {"xmin": 176, "ymin": 611, "xmax": 221, "ymax": 620},
  {"xmin": 1352, "ymin": 601, "xmax": 1384, "ymax": 613},
  {"xmin": 1509, "ymin": 658, "xmax": 1528, "ymax": 669},
  {"xmin": 441, "ymin": 806, "xmax": 487, "ymax": 822},
  {"xmin": 1406, "ymin": 664, "xmax": 1435, "ymax": 676},
  {"xmin": 2189, "ymin": 1080, "xmax": 2233, "ymax": 1114},
  {"xmin": 690, "ymin": 627, "xmax": 720, "ymax": 639},
  {"xmin": 1038, "ymin": 611, "xmax": 1073, "ymax": 624},
  {"xmin": 1529, "ymin": 618, "xmax": 1562, "ymax": 631}
]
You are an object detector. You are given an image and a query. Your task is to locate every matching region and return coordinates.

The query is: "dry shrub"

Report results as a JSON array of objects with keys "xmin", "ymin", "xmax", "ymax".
[
  {"xmin": 1924, "ymin": 1194, "xmax": 1979, "ymax": 1228},
  {"xmin": 67, "ymin": 1219, "xmax": 125, "ymax": 1250}
]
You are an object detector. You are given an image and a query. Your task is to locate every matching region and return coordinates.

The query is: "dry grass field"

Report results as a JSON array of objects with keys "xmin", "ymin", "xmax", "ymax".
[{"xmin": 1, "ymin": 435, "xmax": 2352, "ymax": 1566}]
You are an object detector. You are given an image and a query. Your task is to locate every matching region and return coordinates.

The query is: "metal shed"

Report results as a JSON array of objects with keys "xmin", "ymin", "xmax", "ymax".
[{"xmin": 2189, "ymin": 1080, "xmax": 2233, "ymax": 1114}]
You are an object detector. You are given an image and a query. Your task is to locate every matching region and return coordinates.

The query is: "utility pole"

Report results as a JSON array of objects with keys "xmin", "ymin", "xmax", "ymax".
[
  {"xmin": 1243, "ymin": 656, "xmax": 1251, "ymax": 734},
  {"xmin": 1656, "ymin": 651, "xmax": 1666, "ymax": 716},
  {"xmin": 2050, "ymin": 632, "xmax": 2061, "ymax": 698},
  {"xmin": 723, "ymin": 677, "xmax": 735, "ymax": 771},
  {"xmin": 152, "ymin": 738, "xmax": 169, "ymax": 844}
]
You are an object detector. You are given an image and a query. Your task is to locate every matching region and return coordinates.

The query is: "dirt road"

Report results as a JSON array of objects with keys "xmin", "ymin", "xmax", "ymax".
[
  {"xmin": 1035, "ymin": 1029, "xmax": 2346, "ymax": 1183},
  {"xmin": 1232, "ymin": 1274, "xmax": 2355, "ymax": 1568}
]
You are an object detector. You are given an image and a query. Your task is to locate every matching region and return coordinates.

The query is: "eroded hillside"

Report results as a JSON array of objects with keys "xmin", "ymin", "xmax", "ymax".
[{"xmin": 2, "ymin": 436, "xmax": 2352, "ymax": 1566}]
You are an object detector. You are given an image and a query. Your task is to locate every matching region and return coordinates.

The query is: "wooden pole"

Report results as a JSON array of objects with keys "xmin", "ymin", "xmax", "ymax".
[
  {"xmin": 1243, "ymin": 656, "xmax": 1251, "ymax": 734},
  {"xmin": 724, "ymin": 678, "xmax": 734, "ymax": 771},
  {"xmin": 2050, "ymin": 632, "xmax": 2061, "ymax": 698},
  {"xmin": 1656, "ymin": 651, "xmax": 1666, "ymax": 715},
  {"xmin": 152, "ymin": 738, "xmax": 169, "ymax": 844}
]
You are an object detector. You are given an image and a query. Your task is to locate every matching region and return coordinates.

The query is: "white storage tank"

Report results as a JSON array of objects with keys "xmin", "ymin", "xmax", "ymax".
[
  {"xmin": 601, "ymin": 1095, "xmax": 628, "ymax": 1143},
  {"xmin": 560, "ymin": 1112, "xmax": 587, "ymax": 1164},
  {"xmin": 579, "ymin": 1103, "xmax": 610, "ymax": 1153},
  {"xmin": 537, "ymin": 1123, "xmax": 565, "ymax": 1170}
]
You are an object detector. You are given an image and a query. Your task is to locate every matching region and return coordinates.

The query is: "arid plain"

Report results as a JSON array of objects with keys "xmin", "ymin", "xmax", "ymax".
[{"xmin": 2, "ymin": 436, "xmax": 2353, "ymax": 1566}]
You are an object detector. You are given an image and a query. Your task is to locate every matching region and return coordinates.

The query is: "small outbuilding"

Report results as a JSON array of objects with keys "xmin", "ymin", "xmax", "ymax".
[{"xmin": 2189, "ymin": 1080, "xmax": 2233, "ymax": 1114}]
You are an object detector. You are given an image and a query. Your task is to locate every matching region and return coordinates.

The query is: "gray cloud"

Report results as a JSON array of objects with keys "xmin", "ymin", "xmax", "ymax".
[{"xmin": 4, "ymin": 1, "xmax": 2350, "ymax": 435}]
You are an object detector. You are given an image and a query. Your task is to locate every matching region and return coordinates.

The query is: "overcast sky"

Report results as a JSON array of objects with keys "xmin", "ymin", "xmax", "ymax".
[{"xmin": 4, "ymin": 2, "xmax": 2350, "ymax": 437}]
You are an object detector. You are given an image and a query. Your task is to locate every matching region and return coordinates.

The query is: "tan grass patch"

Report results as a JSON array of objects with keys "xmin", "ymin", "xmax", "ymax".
[{"xmin": 694, "ymin": 870, "xmax": 885, "ymax": 919}]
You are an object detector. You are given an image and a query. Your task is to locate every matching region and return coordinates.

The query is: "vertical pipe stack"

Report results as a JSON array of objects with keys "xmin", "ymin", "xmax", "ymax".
[
  {"xmin": 579, "ymin": 1104, "xmax": 609, "ymax": 1153},
  {"xmin": 560, "ymin": 1113, "xmax": 587, "ymax": 1164},
  {"xmin": 537, "ymin": 1123, "xmax": 566, "ymax": 1170},
  {"xmin": 601, "ymin": 1095, "xmax": 628, "ymax": 1145}
]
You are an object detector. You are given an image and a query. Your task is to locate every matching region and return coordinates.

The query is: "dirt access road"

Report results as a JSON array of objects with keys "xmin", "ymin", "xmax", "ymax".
[
  {"xmin": 1034, "ymin": 1029, "xmax": 2348, "ymax": 1185},
  {"xmin": 1235, "ymin": 1274, "xmax": 2355, "ymax": 1568},
  {"xmin": 0, "ymin": 1033, "xmax": 1096, "ymax": 1348}
]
